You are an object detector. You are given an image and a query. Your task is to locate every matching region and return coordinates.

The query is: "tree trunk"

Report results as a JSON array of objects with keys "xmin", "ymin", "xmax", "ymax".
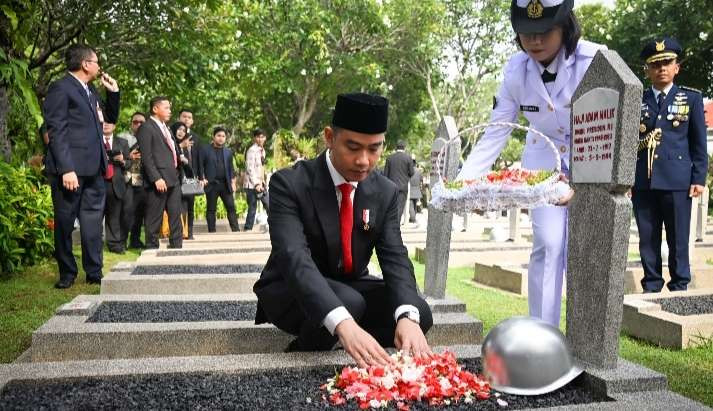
[
  {"xmin": 425, "ymin": 69, "xmax": 441, "ymax": 123},
  {"xmin": 292, "ymin": 80, "xmax": 319, "ymax": 135},
  {"xmin": 0, "ymin": 86, "xmax": 10, "ymax": 162}
]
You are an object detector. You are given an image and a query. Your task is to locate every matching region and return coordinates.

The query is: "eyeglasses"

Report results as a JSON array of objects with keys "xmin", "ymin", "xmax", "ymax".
[{"xmin": 84, "ymin": 59, "xmax": 99, "ymax": 65}]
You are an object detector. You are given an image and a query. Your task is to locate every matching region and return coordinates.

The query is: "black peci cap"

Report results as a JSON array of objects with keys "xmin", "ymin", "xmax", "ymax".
[
  {"xmin": 511, "ymin": 0, "xmax": 574, "ymax": 34},
  {"xmin": 332, "ymin": 93, "xmax": 388, "ymax": 134},
  {"xmin": 640, "ymin": 37, "xmax": 682, "ymax": 64}
]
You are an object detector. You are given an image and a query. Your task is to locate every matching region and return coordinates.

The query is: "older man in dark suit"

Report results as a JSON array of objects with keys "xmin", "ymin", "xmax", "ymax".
[
  {"xmin": 254, "ymin": 93, "xmax": 432, "ymax": 369},
  {"xmin": 43, "ymin": 43, "xmax": 119, "ymax": 289},
  {"xmin": 136, "ymin": 96, "xmax": 183, "ymax": 249}
]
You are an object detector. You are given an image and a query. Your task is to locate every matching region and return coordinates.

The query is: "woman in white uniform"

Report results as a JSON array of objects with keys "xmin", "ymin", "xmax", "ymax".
[{"xmin": 458, "ymin": 0, "xmax": 605, "ymax": 327}]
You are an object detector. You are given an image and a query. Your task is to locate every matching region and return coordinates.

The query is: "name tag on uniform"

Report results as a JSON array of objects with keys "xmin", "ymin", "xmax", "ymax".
[{"xmin": 520, "ymin": 105, "xmax": 539, "ymax": 112}]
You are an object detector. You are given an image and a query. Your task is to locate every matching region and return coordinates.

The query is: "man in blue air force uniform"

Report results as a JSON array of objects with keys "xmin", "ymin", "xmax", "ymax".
[{"xmin": 633, "ymin": 37, "xmax": 707, "ymax": 293}]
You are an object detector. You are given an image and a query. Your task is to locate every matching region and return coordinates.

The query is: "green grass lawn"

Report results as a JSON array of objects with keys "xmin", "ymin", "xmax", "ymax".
[
  {"xmin": 0, "ymin": 247, "xmax": 140, "ymax": 363},
  {"xmin": 412, "ymin": 262, "xmax": 713, "ymax": 407}
]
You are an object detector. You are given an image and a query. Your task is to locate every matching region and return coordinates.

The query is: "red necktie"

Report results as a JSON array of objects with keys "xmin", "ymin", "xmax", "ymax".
[
  {"xmin": 104, "ymin": 138, "xmax": 114, "ymax": 180},
  {"xmin": 339, "ymin": 183, "xmax": 354, "ymax": 274}
]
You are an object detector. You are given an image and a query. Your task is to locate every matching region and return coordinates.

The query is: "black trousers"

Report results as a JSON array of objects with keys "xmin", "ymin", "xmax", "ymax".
[
  {"xmin": 396, "ymin": 190, "xmax": 407, "ymax": 223},
  {"xmin": 49, "ymin": 173, "xmax": 105, "ymax": 282},
  {"xmin": 270, "ymin": 277, "xmax": 433, "ymax": 351},
  {"xmin": 103, "ymin": 180, "xmax": 124, "ymax": 251},
  {"xmin": 126, "ymin": 185, "xmax": 147, "ymax": 246},
  {"xmin": 181, "ymin": 195, "xmax": 195, "ymax": 238},
  {"xmin": 408, "ymin": 198, "xmax": 419, "ymax": 222},
  {"xmin": 244, "ymin": 188, "xmax": 269, "ymax": 230},
  {"xmin": 205, "ymin": 181, "xmax": 240, "ymax": 232},
  {"xmin": 145, "ymin": 184, "xmax": 183, "ymax": 248},
  {"xmin": 632, "ymin": 189, "xmax": 692, "ymax": 291}
]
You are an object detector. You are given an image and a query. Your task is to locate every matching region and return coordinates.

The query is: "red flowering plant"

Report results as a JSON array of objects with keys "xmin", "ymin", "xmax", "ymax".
[{"xmin": 320, "ymin": 351, "xmax": 490, "ymax": 410}]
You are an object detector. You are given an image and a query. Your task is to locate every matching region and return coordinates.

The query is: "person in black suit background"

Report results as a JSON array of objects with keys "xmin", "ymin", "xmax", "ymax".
[
  {"xmin": 383, "ymin": 140, "xmax": 414, "ymax": 223},
  {"xmin": 254, "ymin": 93, "xmax": 432, "ymax": 369},
  {"xmin": 100, "ymin": 113, "xmax": 131, "ymax": 253},
  {"xmin": 125, "ymin": 112, "xmax": 147, "ymax": 249},
  {"xmin": 200, "ymin": 127, "xmax": 240, "ymax": 232},
  {"xmin": 172, "ymin": 121, "xmax": 202, "ymax": 239},
  {"xmin": 43, "ymin": 43, "xmax": 120, "ymax": 288},
  {"xmin": 136, "ymin": 96, "xmax": 183, "ymax": 249}
]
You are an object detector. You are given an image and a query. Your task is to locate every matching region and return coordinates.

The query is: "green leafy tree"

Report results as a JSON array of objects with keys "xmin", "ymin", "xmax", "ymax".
[{"xmin": 577, "ymin": 0, "xmax": 713, "ymax": 95}]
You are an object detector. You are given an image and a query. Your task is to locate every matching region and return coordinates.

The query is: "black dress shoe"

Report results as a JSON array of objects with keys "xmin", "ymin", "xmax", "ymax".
[
  {"xmin": 129, "ymin": 241, "xmax": 145, "ymax": 249},
  {"xmin": 86, "ymin": 277, "xmax": 102, "ymax": 285},
  {"xmin": 167, "ymin": 244, "xmax": 182, "ymax": 249},
  {"xmin": 108, "ymin": 248, "xmax": 125, "ymax": 254},
  {"xmin": 54, "ymin": 279, "xmax": 74, "ymax": 289},
  {"xmin": 642, "ymin": 289, "xmax": 660, "ymax": 294}
]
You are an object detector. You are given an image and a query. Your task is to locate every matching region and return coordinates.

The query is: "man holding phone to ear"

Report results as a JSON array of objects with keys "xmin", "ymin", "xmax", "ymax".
[{"xmin": 43, "ymin": 43, "xmax": 120, "ymax": 289}]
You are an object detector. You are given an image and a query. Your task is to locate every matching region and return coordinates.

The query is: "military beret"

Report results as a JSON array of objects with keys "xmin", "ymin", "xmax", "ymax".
[
  {"xmin": 510, "ymin": 0, "xmax": 573, "ymax": 34},
  {"xmin": 331, "ymin": 93, "xmax": 388, "ymax": 134},
  {"xmin": 640, "ymin": 37, "xmax": 682, "ymax": 64}
]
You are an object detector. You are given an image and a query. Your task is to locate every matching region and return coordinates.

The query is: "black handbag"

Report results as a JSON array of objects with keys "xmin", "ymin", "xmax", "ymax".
[
  {"xmin": 181, "ymin": 177, "xmax": 204, "ymax": 196},
  {"xmin": 180, "ymin": 165, "xmax": 204, "ymax": 196}
]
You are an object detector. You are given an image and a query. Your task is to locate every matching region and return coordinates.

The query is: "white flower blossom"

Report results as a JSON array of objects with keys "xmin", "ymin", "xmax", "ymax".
[
  {"xmin": 369, "ymin": 399, "xmax": 381, "ymax": 408},
  {"xmin": 301, "ymin": 69, "xmax": 307, "ymax": 76},
  {"xmin": 183, "ymin": 6, "xmax": 190, "ymax": 13},
  {"xmin": 700, "ymin": 32, "xmax": 709, "ymax": 41},
  {"xmin": 388, "ymin": 84, "xmax": 393, "ymax": 91},
  {"xmin": 497, "ymin": 398, "xmax": 509, "ymax": 407},
  {"xmin": 606, "ymin": 34, "xmax": 612, "ymax": 41},
  {"xmin": 626, "ymin": 5, "xmax": 634, "ymax": 12},
  {"xmin": 235, "ymin": 30, "xmax": 242, "ymax": 38}
]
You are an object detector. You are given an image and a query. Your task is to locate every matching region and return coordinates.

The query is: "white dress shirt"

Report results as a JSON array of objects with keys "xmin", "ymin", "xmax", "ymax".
[
  {"xmin": 652, "ymin": 83, "xmax": 674, "ymax": 101},
  {"xmin": 322, "ymin": 150, "xmax": 419, "ymax": 335}
]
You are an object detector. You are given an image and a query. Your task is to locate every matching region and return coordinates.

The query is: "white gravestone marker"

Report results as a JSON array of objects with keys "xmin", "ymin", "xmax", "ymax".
[{"xmin": 571, "ymin": 88, "xmax": 619, "ymax": 183}]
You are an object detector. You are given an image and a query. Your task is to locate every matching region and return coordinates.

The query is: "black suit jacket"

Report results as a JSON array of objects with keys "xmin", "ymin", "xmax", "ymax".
[
  {"xmin": 383, "ymin": 150, "xmax": 414, "ymax": 192},
  {"xmin": 106, "ymin": 136, "xmax": 131, "ymax": 199},
  {"xmin": 254, "ymin": 151, "xmax": 421, "ymax": 327},
  {"xmin": 200, "ymin": 145, "xmax": 235, "ymax": 193},
  {"xmin": 43, "ymin": 74, "xmax": 120, "ymax": 176},
  {"xmin": 136, "ymin": 119, "xmax": 181, "ymax": 188}
]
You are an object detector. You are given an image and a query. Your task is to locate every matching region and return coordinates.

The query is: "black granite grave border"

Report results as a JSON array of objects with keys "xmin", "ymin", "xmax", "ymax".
[
  {"xmin": 0, "ymin": 359, "xmax": 613, "ymax": 410},
  {"xmin": 130, "ymin": 264, "xmax": 264, "ymax": 275},
  {"xmin": 86, "ymin": 301, "xmax": 257, "ymax": 323},
  {"xmin": 652, "ymin": 295, "xmax": 713, "ymax": 316},
  {"xmin": 156, "ymin": 248, "xmax": 270, "ymax": 257}
]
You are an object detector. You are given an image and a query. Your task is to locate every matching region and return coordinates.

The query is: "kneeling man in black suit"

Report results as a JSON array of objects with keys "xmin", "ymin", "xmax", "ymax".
[{"xmin": 254, "ymin": 93, "xmax": 433, "ymax": 368}]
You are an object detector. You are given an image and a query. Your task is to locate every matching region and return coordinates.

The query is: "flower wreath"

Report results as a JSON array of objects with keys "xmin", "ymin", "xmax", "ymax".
[{"xmin": 430, "ymin": 122, "xmax": 571, "ymax": 212}]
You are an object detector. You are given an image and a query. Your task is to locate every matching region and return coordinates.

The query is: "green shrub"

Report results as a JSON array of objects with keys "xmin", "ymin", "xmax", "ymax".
[{"xmin": 0, "ymin": 162, "xmax": 54, "ymax": 275}]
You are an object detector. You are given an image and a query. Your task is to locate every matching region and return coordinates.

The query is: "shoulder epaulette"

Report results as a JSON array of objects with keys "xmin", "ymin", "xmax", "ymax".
[{"xmin": 679, "ymin": 85, "xmax": 702, "ymax": 94}]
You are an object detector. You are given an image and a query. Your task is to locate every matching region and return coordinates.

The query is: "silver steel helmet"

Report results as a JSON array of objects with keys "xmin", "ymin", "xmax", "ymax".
[{"xmin": 482, "ymin": 316, "xmax": 582, "ymax": 395}]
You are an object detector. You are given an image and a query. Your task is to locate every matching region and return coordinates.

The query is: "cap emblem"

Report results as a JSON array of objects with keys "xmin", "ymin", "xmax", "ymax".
[
  {"xmin": 527, "ymin": 0, "xmax": 544, "ymax": 19},
  {"xmin": 655, "ymin": 41, "xmax": 665, "ymax": 51}
]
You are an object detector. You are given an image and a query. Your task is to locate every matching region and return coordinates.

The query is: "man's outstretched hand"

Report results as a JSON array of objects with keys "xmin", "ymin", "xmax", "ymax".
[
  {"xmin": 394, "ymin": 318, "xmax": 432, "ymax": 359},
  {"xmin": 335, "ymin": 319, "xmax": 393, "ymax": 369}
]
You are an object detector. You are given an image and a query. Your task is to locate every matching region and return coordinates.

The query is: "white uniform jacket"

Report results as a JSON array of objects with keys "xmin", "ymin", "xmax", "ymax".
[{"xmin": 458, "ymin": 40, "xmax": 606, "ymax": 180}]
